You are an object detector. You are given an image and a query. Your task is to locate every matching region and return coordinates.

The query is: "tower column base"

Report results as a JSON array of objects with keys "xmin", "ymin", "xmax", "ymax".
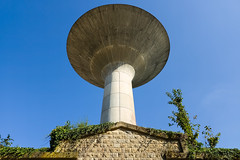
[{"xmin": 100, "ymin": 63, "xmax": 136, "ymax": 125}]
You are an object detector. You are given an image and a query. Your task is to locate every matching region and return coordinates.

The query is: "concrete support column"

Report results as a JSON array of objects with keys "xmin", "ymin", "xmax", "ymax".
[{"xmin": 100, "ymin": 63, "xmax": 136, "ymax": 125}]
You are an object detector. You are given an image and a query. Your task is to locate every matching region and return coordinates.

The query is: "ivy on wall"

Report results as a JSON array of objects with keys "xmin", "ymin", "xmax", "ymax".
[
  {"xmin": 49, "ymin": 121, "xmax": 115, "ymax": 150},
  {"xmin": 0, "ymin": 122, "xmax": 240, "ymax": 159},
  {"xmin": 0, "ymin": 147, "xmax": 49, "ymax": 158},
  {"xmin": 189, "ymin": 147, "xmax": 240, "ymax": 160}
]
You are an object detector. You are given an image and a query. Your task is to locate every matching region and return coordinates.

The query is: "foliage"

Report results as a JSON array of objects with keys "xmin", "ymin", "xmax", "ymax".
[
  {"xmin": 166, "ymin": 89, "xmax": 202, "ymax": 148},
  {"xmin": 76, "ymin": 119, "xmax": 88, "ymax": 128},
  {"xmin": 146, "ymin": 128, "xmax": 183, "ymax": 139},
  {"xmin": 188, "ymin": 147, "xmax": 240, "ymax": 160},
  {"xmin": 1, "ymin": 119, "xmax": 239, "ymax": 160},
  {"xmin": 49, "ymin": 121, "xmax": 115, "ymax": 150},
  {"xmin": 0, "ymin": 146, "xmax": 49, "ymax": 158},
  {"xmin": 0, "ymin": 135, "xmax": 48, "ymax": 158},
  {"xmin": 202, "ymin": 126, "xmax": 221, "ymax": 148},
  {"xmin": 49, "ymin": 120, "xmax": 185, "ymax": 151},
  {"xmin": 0, "ymin": 134, "xmax": 13, "ymax": 147},
  {"xmin": 165, "ymin": 89, "xmax": 239, "ymax": 159}
]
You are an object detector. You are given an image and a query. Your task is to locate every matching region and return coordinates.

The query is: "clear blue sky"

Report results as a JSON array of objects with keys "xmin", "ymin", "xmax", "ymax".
[{"xmin": 0, "ymin": 0, "xmax": 240, "ymax": 149}]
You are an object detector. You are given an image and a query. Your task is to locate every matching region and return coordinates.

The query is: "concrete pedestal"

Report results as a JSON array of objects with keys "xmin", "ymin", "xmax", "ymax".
[{"xmin": 100, "ymin": 63, "xmax": 136, "ymax": 125}]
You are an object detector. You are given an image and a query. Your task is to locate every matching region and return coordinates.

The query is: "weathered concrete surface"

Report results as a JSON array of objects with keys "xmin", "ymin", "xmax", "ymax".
[{"xmin": 67, "ymin": 4, "xmax": 170, "ymax": 88}]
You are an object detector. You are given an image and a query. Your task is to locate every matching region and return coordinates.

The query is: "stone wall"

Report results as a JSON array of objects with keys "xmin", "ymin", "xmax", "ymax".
[
  {"xmin": 1, "ymin": 122, "xmax": 238, "ymax": 159},
  {"xmin": 55, "ymin": 123, "xmax": 187, "ymax": 159}
]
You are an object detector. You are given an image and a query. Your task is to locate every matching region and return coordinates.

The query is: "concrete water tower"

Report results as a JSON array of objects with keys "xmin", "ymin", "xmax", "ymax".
[{"xmin": 67, "ymin": 4, "xmax": 170, "ymax": 125}]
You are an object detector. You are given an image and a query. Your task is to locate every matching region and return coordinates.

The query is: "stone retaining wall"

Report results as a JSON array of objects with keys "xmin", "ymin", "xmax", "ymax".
[{"xmin": 55, "ymin": 123, "xmax": 187, "ymax": 159}]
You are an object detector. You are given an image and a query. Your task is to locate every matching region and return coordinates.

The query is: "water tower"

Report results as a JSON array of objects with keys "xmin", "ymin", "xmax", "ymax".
[{"xmin": 67, "ymin": 4, "xmax": 170, "ymax": 125}]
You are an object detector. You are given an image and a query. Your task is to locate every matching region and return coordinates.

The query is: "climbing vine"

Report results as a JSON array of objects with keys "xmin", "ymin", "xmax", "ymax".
[
  {"xmin": 166, "ymin": 89, "xmax": 238, "ymax": 159},
  {"xmin": 166, "ymin": 89, "xmax": 202, "ymax": 148}
]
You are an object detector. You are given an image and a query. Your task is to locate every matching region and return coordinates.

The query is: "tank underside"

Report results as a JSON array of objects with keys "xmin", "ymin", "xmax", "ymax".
[{"xmin": 67, "ymin": 4, "xmax": 170, "ymax": 88}]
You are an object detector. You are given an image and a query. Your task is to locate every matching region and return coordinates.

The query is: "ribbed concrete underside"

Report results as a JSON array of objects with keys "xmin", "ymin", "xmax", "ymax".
[{"xmin": 67, "ymin": 4, "xmax": 170, "ymax": 88}]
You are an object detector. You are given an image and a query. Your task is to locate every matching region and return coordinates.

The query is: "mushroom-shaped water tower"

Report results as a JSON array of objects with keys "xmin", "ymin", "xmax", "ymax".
[{"xmin": 67, "ymin": 4, "xmax": 170, "ymax": 125}]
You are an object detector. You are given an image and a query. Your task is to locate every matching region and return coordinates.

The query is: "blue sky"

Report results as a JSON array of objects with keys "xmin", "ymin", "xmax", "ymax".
[{"xmin": 0, "ymin": 0, "xmax": 240, "ymax": 149}]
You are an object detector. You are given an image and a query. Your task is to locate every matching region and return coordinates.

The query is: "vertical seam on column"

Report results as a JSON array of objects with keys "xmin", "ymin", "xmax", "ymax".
[{"xmin": 118, "ymin": 71, "xmax": 121, "ymax": 122}]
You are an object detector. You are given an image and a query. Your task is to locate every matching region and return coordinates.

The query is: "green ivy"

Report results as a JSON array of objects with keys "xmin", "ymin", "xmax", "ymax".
[
  {"xmin": 202, "ymin": 126, "xmax": 221, "ymax": 148},
  {"xmin": 1, "ymin": 121, "xmax": 239, "ymax": 160},
  {"xmin": 49, "ymin": 121, "xmax": 115, "ymax": 150},
  {"xmin": 188, "ymin": 147, "xmax": 240, "ymax": 160},
  {"xmin": 0, "ymin": 146, "xmax": 49, "ymax": 158},
  {"xmin": 49, "ymin": 121, "xmax": 184, "ymax": 151},
  {"xmin": 146, "ymin": 128, "xmax": 182, "ymax": 139},
  {"xmin": 166, "ymin": 89, "xmax": 202, "ymax": 148}
]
